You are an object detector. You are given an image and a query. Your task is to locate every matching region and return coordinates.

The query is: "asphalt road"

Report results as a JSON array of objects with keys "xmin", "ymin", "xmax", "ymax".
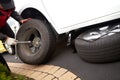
[{"xmin": 3, "ymin": 40, "xmax": 120, "ymax": 80}]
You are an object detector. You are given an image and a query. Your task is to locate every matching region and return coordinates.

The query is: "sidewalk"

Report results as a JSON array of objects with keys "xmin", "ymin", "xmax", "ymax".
[{"xmin": 8, "ymin": 62, "xmax": 81, "ymax": 80}]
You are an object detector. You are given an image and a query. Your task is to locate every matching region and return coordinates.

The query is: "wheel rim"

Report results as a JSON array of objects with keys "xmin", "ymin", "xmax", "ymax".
[
  {"xmin": 83, "ymin": 25, "xmax": 120, "ymax": 41},
  {"xmin": 83, "ymin": 31, "xmax": 101, "ymax": 41},
  {"xmin": 20, "ymin": 28, "xmax": 42, "ymax": 55},
  {"xmin": 30, "ymin": 37, "xmax": 41, "ymax": 53}
]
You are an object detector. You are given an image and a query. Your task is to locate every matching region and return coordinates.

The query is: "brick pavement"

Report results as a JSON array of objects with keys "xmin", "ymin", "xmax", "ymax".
[{"xmin": 8, "ymin": 62, "xmax": 81, "ymax": 80}]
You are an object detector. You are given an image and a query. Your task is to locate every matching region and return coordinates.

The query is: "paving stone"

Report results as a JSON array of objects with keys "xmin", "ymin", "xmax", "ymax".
[
  {"xmin": 8, "ymin": 63, "xmax": 24, "ymax": 68},
  {"xmin": 75, "ymin": 78, "xmax": 81, "ymax": 80},
  {"xmin": 59, "ymin": 71, "xmax": 77, "ymax": 80},
  {"xmin": 25, "ymin": 70, "xmax": 35, "ymax": 76},
  {"xmin": 52, "ymin": 78, "xmax": 58, "ymax": 80},
  {"xmin": 8, "ymin": 62, "xmax": 81, "ymax": 80},
  {"xmin": 20, "ymin": 69, "xmax": 31, "ymax": 75},
  {"xmin": 53, "ymin": 68, "xmax": 68, "ymax": 77},
  {"xmin": 20, "ymin": 64, "xmax": 37, "ymax": 69},
  {"xmin": 48, "ymin": 66, "xmax": 60, "ymax": 74},
  {"xmin": 34, "ymin": 65, "xmax": 54, "ymax": 72},
  {"xmin": 30, "ymin": 72, "xmax": 42, "ymax": 79},
  {"xmin": 10, "ymin": 67, "xmax": 18, "ymax": 72},
  {"xmin": 42, "ymin": 75, "xmax": 55, "ymax": 80},
  {"xmin": 15, "ymin": 68, "xmax": 24, "ymax": 74},
  {"xmin": 35, "ymin": 73, "xmax": 48, "ymax": 80}
]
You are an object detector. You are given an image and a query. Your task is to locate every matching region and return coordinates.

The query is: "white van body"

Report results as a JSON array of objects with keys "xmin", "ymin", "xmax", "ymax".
[
  {"xmin": 11, "ymin": 0, "xmax": 120, "ymax": 34},
  {"xmin": 7, "ymin": 0, "xmax": 120, "ymax": 65}
]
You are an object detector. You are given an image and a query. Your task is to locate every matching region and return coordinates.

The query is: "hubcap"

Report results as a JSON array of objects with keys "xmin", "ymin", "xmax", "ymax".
[
  {"xmin": 32, "ymin": 37, "xmax": 41, "ymax": 48},
  {"xmin": 83, "ymin": 25, "xmax": 120, "ymax": 41}
]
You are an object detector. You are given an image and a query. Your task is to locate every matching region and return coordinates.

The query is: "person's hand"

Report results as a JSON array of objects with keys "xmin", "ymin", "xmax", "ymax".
[
  {"xmin": 20, "ymin": 18, "xmax": 31, "ymax": 24},
  {"xmin": 5, "ymin": 37, "xmax": 17, "ymax": 46}
]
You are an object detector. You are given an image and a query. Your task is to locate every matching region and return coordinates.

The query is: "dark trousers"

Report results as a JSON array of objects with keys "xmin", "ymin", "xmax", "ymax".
[
  {"xmin": 0, "ymin": 23, "xmax": 15, "ymax": 38},
  {"xmin": 0, "ymin": 54, "xmax": 11, "ymax": 72}
]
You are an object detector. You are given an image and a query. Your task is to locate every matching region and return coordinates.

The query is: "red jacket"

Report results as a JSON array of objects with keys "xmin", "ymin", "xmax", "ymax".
[
  {"xmin": 0, "ymin": 9, "xmax": 13, "ymax": 28},
  {"xmin": 0, "ymin": 9, "xmax": 23, "ymax": 40}
]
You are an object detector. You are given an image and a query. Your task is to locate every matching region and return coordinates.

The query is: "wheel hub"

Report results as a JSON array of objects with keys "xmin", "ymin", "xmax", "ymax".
[{"xmin": 32, "ymin": 37, "xmax": 41, "ymax": 47}]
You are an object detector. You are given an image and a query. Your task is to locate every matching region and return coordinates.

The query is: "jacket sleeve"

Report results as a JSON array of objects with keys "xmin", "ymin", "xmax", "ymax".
[
  {"xmin": 11, "ymin": 11, "xmax": 23, "ymax": 23},
  {"xmin": 0, "ymin": 32, "xmax": 7, "ymax": 41}
]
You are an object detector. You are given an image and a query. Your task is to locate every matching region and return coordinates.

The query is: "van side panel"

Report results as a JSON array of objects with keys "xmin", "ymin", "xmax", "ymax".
[
  {"xmin": 43, "ymin": 0, "xmax": 120, "ymax": 33},
  {"xmin": 13, "ymin": 0, "xmax": 120, "ymax": 34}
]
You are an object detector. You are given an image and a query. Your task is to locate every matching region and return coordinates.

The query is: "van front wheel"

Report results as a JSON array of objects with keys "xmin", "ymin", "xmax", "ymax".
[{"xmin": 16, "ymin": 19, "xmax": 56, "ymax": 65}]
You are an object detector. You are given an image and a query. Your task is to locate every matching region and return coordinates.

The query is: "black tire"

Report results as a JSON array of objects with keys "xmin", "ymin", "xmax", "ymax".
[
  {"xmin": 75, "ymin": 26, "xmax": 120, "ymax": 63},
  {"xmin": 16, "ymin": 19, "xmax": 56, "ymax": 65}
]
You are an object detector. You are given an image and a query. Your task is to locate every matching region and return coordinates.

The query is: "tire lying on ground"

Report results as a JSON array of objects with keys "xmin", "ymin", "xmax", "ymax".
[
  {"xmin": 75, "ymin": 25, "xmax": 120, "ymax": 63},
  {"xmin": 16, "ymin": 19, "xmax": 56, "ymax": 65}
]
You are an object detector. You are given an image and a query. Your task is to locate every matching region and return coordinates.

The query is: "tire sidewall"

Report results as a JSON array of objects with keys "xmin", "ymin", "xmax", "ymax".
[
  {"xmin": 17, "ymin": 19, "xmax": 55, "ymax": 64},
  {"xmin": 75, "ymin": 26, "xmax": 120, "ymax": 63}
]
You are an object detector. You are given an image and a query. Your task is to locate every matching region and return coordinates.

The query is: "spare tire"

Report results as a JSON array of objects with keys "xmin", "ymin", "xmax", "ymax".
[
  {"xmin": 16, "ymin": 19, "xmax": 56, "ymax": 65},
  {"xmin": 75, "ymin": 25, "xmax": 120, "ymax": 63}
]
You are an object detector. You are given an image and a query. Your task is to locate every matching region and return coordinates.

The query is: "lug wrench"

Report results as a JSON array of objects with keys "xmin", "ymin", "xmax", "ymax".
[{"xmin": 16, "ymin": 41, "xmax": 31, "ymax": 44}]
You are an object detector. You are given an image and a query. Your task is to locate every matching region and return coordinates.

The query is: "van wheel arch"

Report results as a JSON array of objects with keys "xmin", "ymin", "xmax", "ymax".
[{"xmin": 20, "ymin": 8, "xmax": 58, "ymax": 36}]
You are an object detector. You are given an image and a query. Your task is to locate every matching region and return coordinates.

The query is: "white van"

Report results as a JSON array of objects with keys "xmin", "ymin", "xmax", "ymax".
[{"xmin": 10, "ymin": 0, "xmax": 120, "ymax": 64}]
